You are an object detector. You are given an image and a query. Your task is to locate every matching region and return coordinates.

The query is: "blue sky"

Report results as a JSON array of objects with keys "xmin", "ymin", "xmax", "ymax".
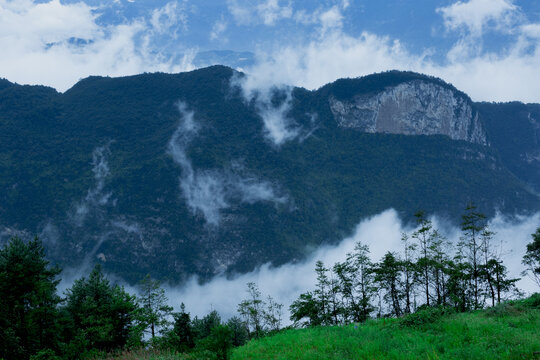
[{"xmin": 1, "ymin": 0, "xmax": 540, "ymax": 101}]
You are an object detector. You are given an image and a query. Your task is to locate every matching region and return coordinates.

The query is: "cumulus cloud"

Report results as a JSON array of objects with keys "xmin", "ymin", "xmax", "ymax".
[
  {"xmin": 168, "ymin": 103, "xmax": 286, "ymax": 225},
  {"xmin": 425, "ymin": 50, "xmax": 540, "ymax": 103},
  {"xmin": 221, "ymin": 0, "xmax": 540, "ymax": 103},
  {"xmin": 318, "ymin": 6, "xmax": 344, "ymax": 34},
  {"xmin": 238, "ymin": 16, "xmax": 540, "ymax": 103},
  {"xmin": 227, "ymin": 0, "xmax": 293, "ymax": 26},
  {"xmin": 0, "ymin": 0, "xmax": 194, "ymax": 91},
  {"xmin": 521, "ymin": 23, "xmax": 540, "ymax": 39},
  {"xmin": 436, "ymin": 0, "xmax": 523, "ymax": 60},
  {"xmin": 150, "ymin": 0, "xmax": 188, "ymax": 36},
  {"xmin": 437, "ymin": 0, "xmax": 518, "ymax": 36},
  {"xmin": 244, "ymin": 31, "xmax": 418, "ymax": 92},
  {"xmin": 227, "ymin": 0, "xmax": 349, "ymax": 33},
  {"xmin": 162, "ymin": 210, "xmax": 540, "ymax": 322},
  {"xmin": 256, "ymin": 0, "xmax": 293, "ymax": 26},
  {"xmin": 0, "ymin": 0, "xmax": 97, "ymax": 43},
  {"xmin": 294, "ymin": 3, "xmax": 347, "ymax": 36}
]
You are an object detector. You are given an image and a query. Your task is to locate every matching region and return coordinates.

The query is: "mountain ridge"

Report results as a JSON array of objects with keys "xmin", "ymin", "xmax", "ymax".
[{"xmin": 0, "ymin": 66, "xmax": 538, "ymax": 283}]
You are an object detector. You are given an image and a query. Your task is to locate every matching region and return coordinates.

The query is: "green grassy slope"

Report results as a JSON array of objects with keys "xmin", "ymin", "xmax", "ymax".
[{"xmin": 232, "ymin": 299, "xmax": 540, "ymax": 360}]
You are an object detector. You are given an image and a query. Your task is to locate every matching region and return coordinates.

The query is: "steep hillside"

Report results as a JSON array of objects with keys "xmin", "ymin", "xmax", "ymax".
[{"xmin": 0, "ymin": 67, "xmax": 537, "ymax": 283}]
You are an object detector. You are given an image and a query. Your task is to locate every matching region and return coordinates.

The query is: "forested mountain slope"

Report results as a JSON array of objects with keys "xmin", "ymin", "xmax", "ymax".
[{"xmin": 0, "ymin": 66, "xmax": 537, "ymax": 282}]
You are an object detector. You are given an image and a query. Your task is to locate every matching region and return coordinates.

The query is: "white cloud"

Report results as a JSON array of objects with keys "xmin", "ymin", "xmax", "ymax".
[
  {"xmin": 0, "ymin": 0, "xmax": 98, "ymax": 45},
  {"xmin": 256, "ymin": 95, "xmax": 297, "ymax": 145},
  {"xmin": 72, "ymin": 145, "xmax": 112, "ymax": 226},
  {"xmin": 165, "ymin": 210, "xmax": 404, "ymax": 320},
  {"xmin": 426, "ymin": 50, "xmax": 540, "ymax": 103},
  {"xmin": 257, "ymin": 0, "xmax": 293, "ymax": 26},
  {"xmin": 232, "ymin": 69, "xmax": 323, "ymax": 146},
  {"xmin": 294, "ymin": 5, "xmax": 344, "ymax": 37},
  {"xmin": 150, "ymin": 1, "xmax": 188, "ymax": 36},
  {"xmin": 319, "ymin": 6, "xmax": 343, "ymax": 32},
  {"xmin": 239, "ymin": 19, "xmax": 540, "ymax": 103},
  {"xmin": 167, "ymin": 104, "xmax": 225, "ymax": 225},
  {"xmin": 226, "ymin": 0, "xmax": 251, "ymax": 25},
  {"xmin": 436, "ymin": 0, "xmax": 522, "ymax": 60},
  {"xmin": 168, "ymin": 103, "xmax": 286, "ymax": 225},
  {"xmin": 522, "ymin": 23, "xmax": 540, "ymax": 39},
  {"xmin": 236, "ymin": 79, "xmax": 299, "ymax": 145},
  {"xmin": 227, "ymin": 0, "xmax": 292, "ymax": 26},
  {"xmin": 2, "ymin": 0, "xmax": 540, "ymax": 104},
  {"xmin": 210, "ymin": 16, "xmax": 228, "ymax": 41},
  {"xmin": 0, "ymin": 0, "xmax": 194, "ymax": 92},
  {"xmin": 244, "ymin": 31, "xmax": 418, "ymax": 92},
  {"xmin": 227, "ymin": 0, "xmax": 350, "ymax": 30},
  {"xmin": 437, "ymin": 0, "xmax": 518, "ymax": 36}
]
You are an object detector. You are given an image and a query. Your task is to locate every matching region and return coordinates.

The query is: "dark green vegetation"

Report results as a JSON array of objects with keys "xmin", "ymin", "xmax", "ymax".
[
  {"xmin": 0, "ymin": 66, "xmax": 538, "ymax": 283},
  {"xmin": 0, "ymin": 237, "xmax": 62, "ymax": 360},
  {"xmin": 289, "ymin": 206, "xmax": 523, "ymax": 326},
  {"xmin": 2, "ymin": 212, "xmax": 538, "ymax": 360},
  {"xmin": 0, "ymin": 236, "xmax": 251, "ymax": 360},
  {"xmin": 476, "ymin": 102, "xmax": 540, "ymax": 194},
  {"xmin": 523, "ymin": 228, "xmax": 540, "ymax": 287}
]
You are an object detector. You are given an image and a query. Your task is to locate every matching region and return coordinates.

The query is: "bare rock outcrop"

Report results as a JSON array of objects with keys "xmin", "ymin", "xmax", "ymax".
[{"xmin": 329, "ymin": 80, "xmax": 487, "ymax": 145}]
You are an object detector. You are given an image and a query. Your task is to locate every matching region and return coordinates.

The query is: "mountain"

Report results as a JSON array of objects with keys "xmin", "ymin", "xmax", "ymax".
[{"xmin": 0, "ymin": 66, "xmax": 538, "ymax": 283}]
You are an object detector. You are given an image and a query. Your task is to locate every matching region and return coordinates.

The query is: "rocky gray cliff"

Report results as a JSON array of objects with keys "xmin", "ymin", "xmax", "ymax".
[{"xmin": 329, "ymin": 80, "xmax": 487, "ymax": 145}]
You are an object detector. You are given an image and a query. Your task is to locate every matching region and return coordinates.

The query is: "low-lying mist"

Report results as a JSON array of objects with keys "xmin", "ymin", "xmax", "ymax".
[
  {"xmin": 55, "ymin": 208, "xmax": 538, "ymax": 324},
  {"xmin": 110, "ymin": 209, "xmax": 538, "ymax": 322}
]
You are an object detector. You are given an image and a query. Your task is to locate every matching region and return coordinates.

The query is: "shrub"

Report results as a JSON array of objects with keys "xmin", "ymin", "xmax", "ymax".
[
  {"xmin": 484, "ymin": 293, "xmax": 540, "ymax": 317},
  {"xmin": 519, "ymin": 293, "xmax": 540, "ymax": 309},
  {"xmin": 400, "ymin": 306, "xmax": 455, "ymax": 327},
  {"xmin": 195, "ymin": 325, "xmax": 233, "ymax": 360},
  {"xmin": 484, "ymin": 302, "xmax": 521, "ymax": 317}
]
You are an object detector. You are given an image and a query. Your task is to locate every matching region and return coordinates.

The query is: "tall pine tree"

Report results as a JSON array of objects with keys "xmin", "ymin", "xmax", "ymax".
[{"xmin": 0, "ymin": 236, "xmax": 62, "ymax": 360}]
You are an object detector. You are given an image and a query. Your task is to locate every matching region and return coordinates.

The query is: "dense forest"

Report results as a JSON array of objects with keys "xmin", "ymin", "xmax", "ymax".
[
  {"xmin": 1, "ymin": 67, "xmax": 538, "ymax": 283},
  {"xmin": 1, "ymin": 205, "xmax": 538, "ymax": 360}
]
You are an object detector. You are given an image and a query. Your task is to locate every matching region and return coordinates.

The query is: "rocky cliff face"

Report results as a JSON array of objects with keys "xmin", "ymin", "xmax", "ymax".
[{"xmin": 329, "ymin": 80, "xmax": 487, "ymax": 145}]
